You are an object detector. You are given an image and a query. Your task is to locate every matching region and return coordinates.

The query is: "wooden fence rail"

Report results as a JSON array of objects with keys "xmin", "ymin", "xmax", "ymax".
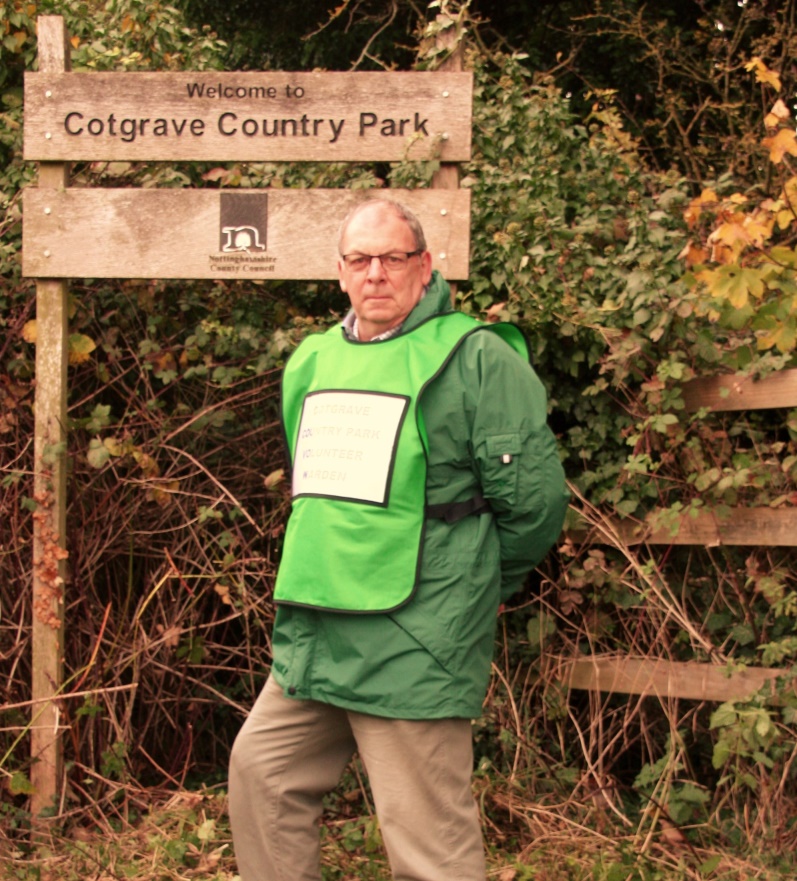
[{"xmin": 563, "ymin": 367, "xmax": 797, "ymax": 703}]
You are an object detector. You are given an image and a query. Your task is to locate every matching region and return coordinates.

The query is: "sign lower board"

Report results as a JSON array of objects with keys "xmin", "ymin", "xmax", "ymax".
[
  {"xmin": 22, "ymin": 188, "xmax": 471, "ymax": 280},
  {"xmin": 24, "ymin": 71, "xmax": 473, "ymax": 162}
]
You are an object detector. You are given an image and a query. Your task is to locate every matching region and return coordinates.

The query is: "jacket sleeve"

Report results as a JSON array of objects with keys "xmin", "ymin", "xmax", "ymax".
[{"xmin": 467, "ymin": 331, "xmax": 569, "ymax": 600}]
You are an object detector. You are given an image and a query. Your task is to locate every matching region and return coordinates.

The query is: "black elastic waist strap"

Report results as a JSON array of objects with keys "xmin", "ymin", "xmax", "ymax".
[{"xmin": 426, "ymin": 493, "xmax": 492, "ymax": 524}]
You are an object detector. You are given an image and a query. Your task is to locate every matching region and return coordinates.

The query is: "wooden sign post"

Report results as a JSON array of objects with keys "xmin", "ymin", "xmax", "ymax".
[
  {"xmin": 429, "ymin": 11, "xmax": 465, "ymax": 304},
  {"xmin": 23, "ymin": 14, "xmax": 473, "ymax": 818},
  {"xmin": 29, "ymin": 15, "xmax": 70, "ymax": 824}
]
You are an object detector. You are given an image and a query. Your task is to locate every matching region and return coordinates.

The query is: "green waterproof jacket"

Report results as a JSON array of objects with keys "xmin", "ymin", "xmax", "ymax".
[{"xmin": 270, "ymin": 272, "xmax": 569, "ymax": 719}]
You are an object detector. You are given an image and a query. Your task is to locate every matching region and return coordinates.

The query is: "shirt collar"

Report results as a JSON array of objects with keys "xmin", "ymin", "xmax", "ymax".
[{"xmin": 342, "ymin": 310, "xmax": 403, "ymax": 342}]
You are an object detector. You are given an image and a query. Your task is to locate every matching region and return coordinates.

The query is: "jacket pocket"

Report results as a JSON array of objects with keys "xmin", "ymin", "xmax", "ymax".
[{"xmin": 481, "ymin": 432, "xmax": 521, "ymax": 506}]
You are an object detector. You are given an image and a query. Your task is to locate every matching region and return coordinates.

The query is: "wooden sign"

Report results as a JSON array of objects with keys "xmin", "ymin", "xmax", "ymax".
[
  {"xmin": 24, "ymin": 71, "xmax": 473, "ymax": 162},
  {"xmin": 22, "ymin": 188, "xmax": 471, "ymax": 280}
]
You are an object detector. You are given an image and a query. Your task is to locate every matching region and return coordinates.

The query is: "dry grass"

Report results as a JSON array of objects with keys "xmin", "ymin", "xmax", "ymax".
[{"xmin": 2, "ymin": 781, "xmax": 791, "ymax": 881}]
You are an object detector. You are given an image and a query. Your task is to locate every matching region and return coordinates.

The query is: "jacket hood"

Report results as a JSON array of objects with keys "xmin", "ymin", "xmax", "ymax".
[{"xmin": 401, "ymin": 270, "xmax": 454, "ymax": 334}]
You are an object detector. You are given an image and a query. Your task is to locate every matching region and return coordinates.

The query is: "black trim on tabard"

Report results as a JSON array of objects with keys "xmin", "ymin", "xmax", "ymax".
[{"xmin": 291, "ymin": 389, "xmax": 410, "ymax": 507}]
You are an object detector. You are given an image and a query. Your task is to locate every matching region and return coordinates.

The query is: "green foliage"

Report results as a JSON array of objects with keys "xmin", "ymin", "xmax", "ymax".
[
  {"xmin": 434, "ymin": 51, "xmax": 695, "ymax": 508},
  {"xmin": 100, "ymin": 741, "xmax": 129, "ymax": 781},
  {"xmin": 64, "ymin": 0, "xmax": 228, "ymax": 72}
]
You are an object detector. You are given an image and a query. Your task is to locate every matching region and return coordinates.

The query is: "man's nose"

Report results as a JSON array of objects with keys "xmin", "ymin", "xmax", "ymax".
[{"xmin": 365, "ymin": 255, "xmax": 387, "ymax": 281}]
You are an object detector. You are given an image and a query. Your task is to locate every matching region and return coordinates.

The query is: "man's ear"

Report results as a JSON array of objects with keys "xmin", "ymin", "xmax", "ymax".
[
  {"xmin": 420, "ymin": 251, "xmax": 433, "ymax": 286},
  {"xmin": 337, "ymin": 259, "xmax": 348, "ymax": 293}
]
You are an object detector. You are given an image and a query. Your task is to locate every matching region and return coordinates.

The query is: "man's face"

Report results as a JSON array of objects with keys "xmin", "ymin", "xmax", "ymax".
[{"xmin": 338, "ymin": 203, "xmax": 433, "ymax": 341}]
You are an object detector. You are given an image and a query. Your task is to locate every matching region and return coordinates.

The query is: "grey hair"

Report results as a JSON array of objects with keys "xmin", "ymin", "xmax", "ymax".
[{"xmin": 337, "ymin": 198, "xmax": 428, "ymax": 253}]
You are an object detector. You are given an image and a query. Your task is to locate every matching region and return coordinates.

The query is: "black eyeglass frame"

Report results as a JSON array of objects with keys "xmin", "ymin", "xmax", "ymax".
[{"xmin": 339, "ymin": 250, "xmax": 424, "ymax": 272}]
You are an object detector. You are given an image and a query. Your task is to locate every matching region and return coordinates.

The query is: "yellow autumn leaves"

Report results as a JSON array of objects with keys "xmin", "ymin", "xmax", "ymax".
[
  {"xmin": 22, "ymin": 320, "xmax": 97, "ymax": 365},
  {"xmin": 680, "ymin": 59, "xmax": 797, "ymax": 353}
]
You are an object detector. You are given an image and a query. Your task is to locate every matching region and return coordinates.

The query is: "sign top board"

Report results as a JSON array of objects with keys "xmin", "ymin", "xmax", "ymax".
[{"xmin": 24, "ymin": 70, "xmax": 473, "ymax": 163}]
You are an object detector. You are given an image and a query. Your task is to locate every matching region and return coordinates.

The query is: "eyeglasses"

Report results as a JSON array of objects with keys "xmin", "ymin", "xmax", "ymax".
[{"xmin": 340, "ymin": 250, "xmax": 422, "ymax": 273}]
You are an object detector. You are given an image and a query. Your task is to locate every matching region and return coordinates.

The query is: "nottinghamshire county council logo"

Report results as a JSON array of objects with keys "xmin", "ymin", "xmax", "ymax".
[{"xmin": 219, "ymin": 192, "xmax": 268, "ymax": 252}]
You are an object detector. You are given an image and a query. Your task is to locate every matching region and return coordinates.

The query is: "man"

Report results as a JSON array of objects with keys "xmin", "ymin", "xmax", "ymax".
[{"xmin": 228, "ymin": 198, "xmax": 568, "ymax": 881}]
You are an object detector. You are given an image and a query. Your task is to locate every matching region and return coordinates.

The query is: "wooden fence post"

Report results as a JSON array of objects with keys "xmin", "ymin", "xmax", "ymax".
[
  {"xmin": 30, "ymin": 14, "xmax": 70, "ymax": 822},
  {"xmin": 431, "ymin": 11, "xmax": 464, "ymax": 304}
]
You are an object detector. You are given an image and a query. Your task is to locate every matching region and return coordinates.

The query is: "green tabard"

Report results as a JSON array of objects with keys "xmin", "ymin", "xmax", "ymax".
[{"xmin": 273, "ymin": 312, "xmax": 527, "ymax": 613}]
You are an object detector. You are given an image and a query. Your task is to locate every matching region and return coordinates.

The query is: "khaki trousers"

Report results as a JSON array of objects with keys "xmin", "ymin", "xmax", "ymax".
[{"xmin": 228, "ymin": 676, "xmax": 487, "ymax": 881}]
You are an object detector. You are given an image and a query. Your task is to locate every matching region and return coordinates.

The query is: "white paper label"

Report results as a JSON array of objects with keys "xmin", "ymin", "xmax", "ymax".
[{"xmin": 292, "ymin": 390, "xmax": 409, "ymax": 505}]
